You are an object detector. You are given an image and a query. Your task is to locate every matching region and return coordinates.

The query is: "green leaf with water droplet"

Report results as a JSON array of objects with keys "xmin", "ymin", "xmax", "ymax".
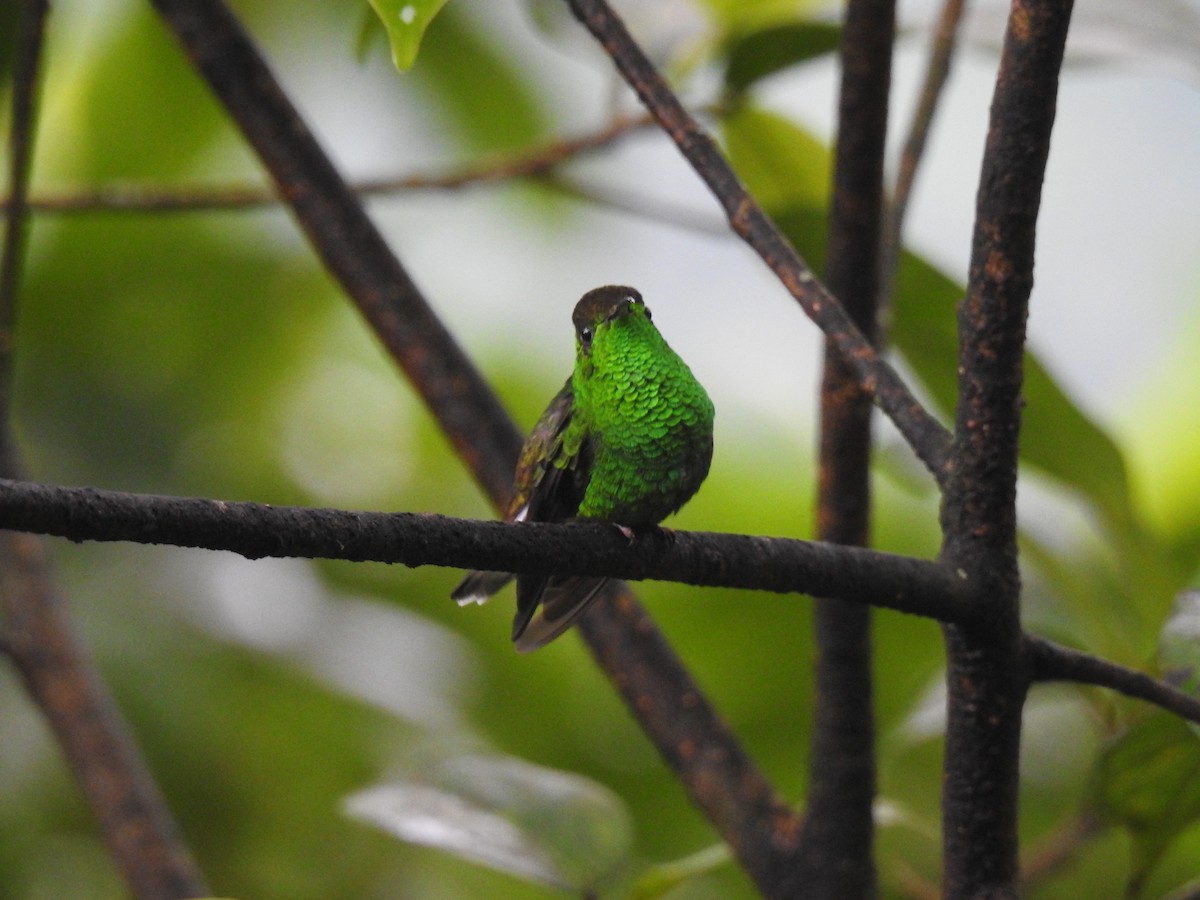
[{"xmin": 367, "ymin": 0, "xmax": 451, "ymax": 70}]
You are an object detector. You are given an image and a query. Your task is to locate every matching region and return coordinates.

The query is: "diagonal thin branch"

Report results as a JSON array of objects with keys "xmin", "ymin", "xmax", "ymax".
[
  {"xmin": 147, "ymin": 0, "xmax": 804, "ymax": 890},
  {"xmin": 1027, "ymin": 635, "xmax": 1200, "ymax": 723},
  {"xmin": 880, "ymin": 0, "xmax": 968, "ymax": 303},
  {"xmin": 0, "ymin": 3, "xmax": 208, "ymax": 897},
  {"xmin": 0, "ymin": 534, "xmax": 210, "ymax": 899},
  {"xmin": 563, "ymin": 0, "xmax": 954, "ymax": 482}
]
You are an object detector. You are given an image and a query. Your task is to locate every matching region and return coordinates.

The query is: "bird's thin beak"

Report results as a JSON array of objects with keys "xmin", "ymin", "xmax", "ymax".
[{"xmin": 606, "ymin": 297, "xmax": 640, "ymax": 323}]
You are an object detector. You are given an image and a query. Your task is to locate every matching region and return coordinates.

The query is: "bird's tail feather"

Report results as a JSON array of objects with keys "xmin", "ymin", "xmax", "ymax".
[
  {"xmin": 512, "ymin": 576, "xmax": 609, "ymax": 652},
  {"xmin": 450, "ymin": 570, "xmax": 513, "ymax": 606}
]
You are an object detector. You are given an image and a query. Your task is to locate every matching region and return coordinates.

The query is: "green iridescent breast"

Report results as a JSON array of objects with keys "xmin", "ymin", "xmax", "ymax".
[{"xmin": 567, "ymin": 303, "xmax": 714, "ymax": 526}]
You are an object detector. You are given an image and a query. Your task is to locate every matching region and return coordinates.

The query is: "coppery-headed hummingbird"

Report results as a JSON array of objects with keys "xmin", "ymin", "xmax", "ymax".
[{"xmin": 451, "ymin": 285, "xmax": 715, "ymax": 651}]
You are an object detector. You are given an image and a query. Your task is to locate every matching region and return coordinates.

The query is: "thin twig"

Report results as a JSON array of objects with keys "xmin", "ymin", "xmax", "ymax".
[
  {"xmin": 879, "ymin": 0, "xmax": 968, "ymax": 308},
  {"xmin": 3, "ymin": 114, "xmax": 657, "ymax": 215},
  {"xmin": 545, "ymin": 175, "xmax": 730, "ymax": 236},
  {"xmin": 563, "ymin": 0, "xmax": 955, "ymax": 483},
  {"xmin": 1028, "ymin": 635, "xmax": 1200, "ymax": 723},
  {"xmin": 0, "ymin": 2, "xmax": 208, "ymax": 896}
]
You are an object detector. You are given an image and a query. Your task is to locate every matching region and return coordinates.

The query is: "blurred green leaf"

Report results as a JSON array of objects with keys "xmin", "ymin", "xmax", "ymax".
[
  {"xmin": 1092, "ymin": 714, "xmax": 1200, "ymax": 896},
  {"xmin": 889, "ymin": 253, "xmax": 1138, "ymax": 529},
  {"xmin": 0, "ymin": 3, "xmax": 20, "ymax": 85},
  {"xmin": 345, "ymin": 753, "xmax": 634, "ymax": 892},
  {"xmin": 699, "ymin": 0, "xmax": 827, "ymax": 31},
  {"xmin": 629, "ymin": 843, "xmax": 732, "ymax": 899},
  {"xmin": 722, "ymin": 104, "xmax": 830, "ymax": 212},
  {"xmin": 59, "ymin": 7, "xmax": 233, "ymax": 182},
  {"xmin": 407, "ymin": 6, "xmax": 548, "ymax": 152},
  {"xmin": 722, "ymin": 21, "xmax": 842, "ymax": 96},
  {"xmin": 367, "ymin": 0, "xmax": 451, "ymax": 70},
  {"xmin": 723, "ymin": 103, "xmax": 1137, "ymax": 533}
]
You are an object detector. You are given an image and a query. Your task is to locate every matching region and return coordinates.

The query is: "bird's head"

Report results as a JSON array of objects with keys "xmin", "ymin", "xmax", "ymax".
[{"xmin": 571, "ymin": 285, "xmax": 654, "ymax": 360}]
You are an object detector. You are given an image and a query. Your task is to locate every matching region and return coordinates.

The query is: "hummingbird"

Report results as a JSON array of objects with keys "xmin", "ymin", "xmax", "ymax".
[{"xmin": 452, "ymin": 285, "xmax": 715, "ymax": 651}]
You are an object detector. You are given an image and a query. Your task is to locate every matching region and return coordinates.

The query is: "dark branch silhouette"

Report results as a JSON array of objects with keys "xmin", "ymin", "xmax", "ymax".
[
  {"xmin": 1028, "ymin": 636, "xmax": 1200, "ymax": 722},
  {"xmin": 0, "ymin": 477, "xmax": 970, "ymax": 621},
  {"xmin": 801, "ymin": 0, "xmax": 894, "ymax": 893},
  {"xmin": 880, "ymin": 0, "xmax": 968, "ymax": 303},
  {"xmin": 938, "ymin": 0, "xmax": 1075, "ymax": 894}
]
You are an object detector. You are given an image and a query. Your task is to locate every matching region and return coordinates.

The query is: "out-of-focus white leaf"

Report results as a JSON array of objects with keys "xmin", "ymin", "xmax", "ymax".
[{"xmin": 345, "ymin": 753, "xmax": 633, "ymax": 891}]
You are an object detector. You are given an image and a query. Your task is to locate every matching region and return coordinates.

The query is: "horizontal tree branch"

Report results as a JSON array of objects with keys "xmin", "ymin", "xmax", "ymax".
[
  {"xmin": 9, "ymin": 478, "xmax": 1199, "ymax": 727},
  {"xmin": 0, "ymin": 477, "xmax": 969, "ymax": 622}
]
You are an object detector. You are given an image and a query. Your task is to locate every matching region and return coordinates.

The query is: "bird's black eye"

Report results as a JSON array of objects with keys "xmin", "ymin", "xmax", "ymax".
[{"xmin": 579, "ymin": 326, "xmax": 593, "ymax": 348}]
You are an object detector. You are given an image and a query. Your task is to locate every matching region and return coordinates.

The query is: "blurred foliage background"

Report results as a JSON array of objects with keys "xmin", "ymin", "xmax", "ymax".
[{"xmin": 2, "ymin": 0, "xmax": 1200, "ymax": 896}]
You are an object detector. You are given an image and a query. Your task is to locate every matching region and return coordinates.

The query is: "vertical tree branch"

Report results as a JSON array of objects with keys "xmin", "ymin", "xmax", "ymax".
[
  {"xmin": 939, "ymin": 1, "xmax": 1074, "ymax": 895},
  {"xmin": 802, "ymin": 0, "xmax": 894, "ymax": 894},
  {"xmin": 146, "ymin": 0, "xmax": 801, "ymax": 892},
  {"xmin": 0, "ymin": 3, "xmax": 208, "ymax": 897}
]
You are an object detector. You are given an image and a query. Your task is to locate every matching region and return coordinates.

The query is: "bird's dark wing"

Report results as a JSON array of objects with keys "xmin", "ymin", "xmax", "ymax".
[
  {"xmin": 506, "ymin": 378, "xmax": 610, "ymax": 649},
  {"xmin": 512, "ymin": 378, "xmax": 587, "ymax": 523},
  {"xmin": 451, "ymin": 378, "xmax": 590, "ymax": 611}
]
